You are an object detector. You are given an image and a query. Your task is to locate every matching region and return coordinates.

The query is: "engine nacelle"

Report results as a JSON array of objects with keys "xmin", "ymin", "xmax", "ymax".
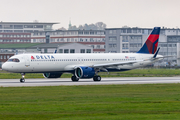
[
  {"xmin": 43, "ymin": 72, "xmax": 62, "ymax": 78},
  {"xmin": 75, "ymin": 66, "xmax": 95, "ymax": 79}
]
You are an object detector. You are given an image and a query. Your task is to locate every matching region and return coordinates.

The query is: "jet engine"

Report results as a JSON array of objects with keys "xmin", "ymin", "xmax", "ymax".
[
  {"xmin": 43, "ymin": 72, "xmax": 62, "ymax": 78},
  {"xmin": 75, "ymin": 66, "xmax": 95, "ymax": 79}
]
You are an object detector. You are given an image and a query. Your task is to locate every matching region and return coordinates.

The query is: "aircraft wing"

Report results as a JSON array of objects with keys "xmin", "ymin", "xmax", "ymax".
[
  {"xmin": 64, "ymin": 60, "xmax": 143, "ymax": 71},
  {"xmin": 91, "ymin": 60, "xmax": 143, "ymax": 68}
]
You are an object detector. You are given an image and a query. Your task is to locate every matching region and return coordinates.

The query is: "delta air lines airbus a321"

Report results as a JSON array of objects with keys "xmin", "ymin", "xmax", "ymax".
[{"xmin": 2, "ymin": 27, "xmax": 163, "ymax": 83}]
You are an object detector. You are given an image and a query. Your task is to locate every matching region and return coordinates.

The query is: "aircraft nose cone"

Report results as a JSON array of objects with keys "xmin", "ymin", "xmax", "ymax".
[{"xmin": 2, "ymin": 63, "xmax": 8, "ymax": 71}]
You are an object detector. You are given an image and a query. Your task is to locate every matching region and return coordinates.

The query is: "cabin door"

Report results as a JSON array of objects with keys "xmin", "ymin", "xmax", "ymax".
[{"xmin": 24, "ymin": 55, "xmax": 30, "ymax": 66}]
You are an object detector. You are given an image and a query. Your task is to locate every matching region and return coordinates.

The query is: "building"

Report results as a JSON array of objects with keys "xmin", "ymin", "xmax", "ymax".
[
  {"xmin": 31, "ymin": 30, "xmax": 105, "ymax": 53},
  {"xmin": 0, "ymin": 21, "xmax": 57, "ymax": 32},
  {"xmin": 0, "ymin": 22, "xmax": 58, "ymax": 44},
  {"xmin": 31, "ymin": 43, "xmax": 93, "ymax": 53},
  {"xmin": 0, "ymin": 22, "xmax": 105, "ymax": 53},
  {"xmin": 105, "ymin": 27, "xmax": 180, "ymax": 66}
]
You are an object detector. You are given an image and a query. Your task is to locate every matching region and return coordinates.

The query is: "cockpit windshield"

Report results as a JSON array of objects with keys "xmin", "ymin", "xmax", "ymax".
[{"xmin": 7, "ymin": 58, "xmax": 20, "ymax": 62}]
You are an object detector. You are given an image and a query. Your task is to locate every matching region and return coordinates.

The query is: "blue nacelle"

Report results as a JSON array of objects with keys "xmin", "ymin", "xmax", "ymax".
[
  {"xmin": 75, "ymin": 66, "xmax": 95, "ymax": 79},
  {"xmin": 43, "ymin": 72, "xmax": 62, "ymax": 78}
]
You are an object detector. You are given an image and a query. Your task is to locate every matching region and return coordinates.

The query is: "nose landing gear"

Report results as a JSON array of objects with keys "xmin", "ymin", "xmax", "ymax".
[{"xmin": 20, "ymin": 73, "xmax": 25, "ymax": 83}]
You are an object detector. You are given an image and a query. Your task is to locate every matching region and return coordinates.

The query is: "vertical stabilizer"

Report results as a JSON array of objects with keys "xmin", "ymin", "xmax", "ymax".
[{"xmin": 137, "ymin": 27, "xmax": 160, "ymax": 54}]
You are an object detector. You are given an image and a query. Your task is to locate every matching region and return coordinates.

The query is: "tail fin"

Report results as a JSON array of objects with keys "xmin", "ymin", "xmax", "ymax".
[{"xmin": 137, "ymin": 27, "xmax": 160, "ymax": 54}]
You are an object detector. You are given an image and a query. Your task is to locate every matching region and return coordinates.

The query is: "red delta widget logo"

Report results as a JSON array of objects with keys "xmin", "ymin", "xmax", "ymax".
[{"xmin": 31, "ymin": 55, "xmax": 55, "ymax": 59}]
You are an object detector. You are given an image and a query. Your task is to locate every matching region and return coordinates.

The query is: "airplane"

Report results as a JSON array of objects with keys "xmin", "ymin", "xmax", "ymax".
[{"xmin": 2, "ymin": 27, "xmax": 163, "ymax": 83}]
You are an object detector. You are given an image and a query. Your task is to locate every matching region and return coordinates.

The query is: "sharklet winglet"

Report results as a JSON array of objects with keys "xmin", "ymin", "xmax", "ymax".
[{"xmin": 153, "ymin": 47, "xmax": 160, "ymax": 58}]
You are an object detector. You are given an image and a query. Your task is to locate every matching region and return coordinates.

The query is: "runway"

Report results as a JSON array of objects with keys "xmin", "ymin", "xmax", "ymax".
[{"xmin": 0, "ymin": 77, "xmax": 180, "ymax": 87}]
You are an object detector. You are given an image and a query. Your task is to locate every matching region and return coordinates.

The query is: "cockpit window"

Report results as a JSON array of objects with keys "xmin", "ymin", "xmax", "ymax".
[{"xmin": 8, "ymin": 58, "xmax": 20, "ymax": 62}]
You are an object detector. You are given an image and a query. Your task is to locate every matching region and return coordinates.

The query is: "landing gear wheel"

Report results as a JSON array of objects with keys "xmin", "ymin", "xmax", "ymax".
[
  {"xmin": 20, "ymin": 73, "xmax": 25, "ymax": 83},
  {"xmin": 93, "ymin": 76, "xmax": 101, "ymax": 81},
  {"xmin": 20, "ymin": 78, "xmax": 25, "ymax": 83},
  {"xmin": 71, "ymin": 76, "xmax": 79, "ymax": 82}
]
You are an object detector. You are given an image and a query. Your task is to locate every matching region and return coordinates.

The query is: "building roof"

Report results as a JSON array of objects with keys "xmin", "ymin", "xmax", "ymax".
[
  {"xmin": 0, "ymin": 43, "xmax": 89, "ymax": 49},
  {"xmin": 30, "ymin": 43, "xmax": 89, "ymax": 49},
  {"xmin": 105, "ymin": 27, "xmax": 153, "ymax": 30},
  {"xmin": 0, "ymin": 22, "xmax": 59, "ymax": 25},
  {"xmin": 31, "ymin": 43, "xmax": 69, "ymax": 48}
]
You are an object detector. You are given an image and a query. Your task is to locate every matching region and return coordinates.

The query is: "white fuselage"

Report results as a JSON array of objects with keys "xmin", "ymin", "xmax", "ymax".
[{"xmin": 2, "ymin": 53, "xmax": 162, "ymax": 73}]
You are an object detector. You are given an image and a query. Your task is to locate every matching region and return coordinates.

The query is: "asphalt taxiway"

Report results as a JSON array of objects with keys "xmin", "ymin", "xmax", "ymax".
[{"xmin": 0, "ymin": 77, "xmax": 180, "ymax": 87}]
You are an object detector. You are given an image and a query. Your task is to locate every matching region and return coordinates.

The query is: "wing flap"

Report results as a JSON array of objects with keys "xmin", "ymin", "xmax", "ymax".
[{"xmin": 92, "ymin": 60, "xmax": 142, "ymax": 68}]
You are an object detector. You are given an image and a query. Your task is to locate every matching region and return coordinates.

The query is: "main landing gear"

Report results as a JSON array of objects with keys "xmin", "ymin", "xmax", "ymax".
[
  {"xmin": 20, "ymin": 73, "xmax": 25, "ymax": 83},
  {"xmin": 71, "ymin": 75, "xmax": 79, "ymax": 82},
  {"xmin": 71, "ymin": 75, "xmax": 101, "ymax": 82},
  {"xmin": 93, "ymin": 75, "xmax": 101, "ymax": 81},
  {"xmin": 93, "ymin": 69, "xmax": 101, "ymax": 81}
]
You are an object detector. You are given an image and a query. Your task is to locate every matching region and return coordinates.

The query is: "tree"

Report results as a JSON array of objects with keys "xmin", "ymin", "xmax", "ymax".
[
  {"xmin": 95, "ymin": 22, "xmax": 106, "ymax": 30},
  {"xmin": 69, "ymin": 25, "xmax": 78, "ymax": 30},
  {"xmin": 68, "ymin": 22, "xmax": 107, "ymax": 30},
  {"xmin": 78, "ymin": 25, "xmax": 84, "ymax": 30},
  {"xmin": 58, "ymin": 27, "xmax": 66, "ymax": 30}
]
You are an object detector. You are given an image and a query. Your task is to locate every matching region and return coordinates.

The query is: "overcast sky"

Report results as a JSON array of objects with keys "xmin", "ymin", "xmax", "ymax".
[{"xmin": 0, "ymin": 0, "xmax": 180, "ymax": 29}]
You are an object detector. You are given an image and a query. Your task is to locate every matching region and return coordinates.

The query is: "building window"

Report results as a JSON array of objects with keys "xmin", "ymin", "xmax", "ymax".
[
  {"xmin": 59, "ymin": 49, "xmax": 63, "ymax": 53},
  {"xmin": 4, "ymin": 25, "xmax": 13, "ymax": 29},
  {"xmin": 109, "ymin": 30, "xmax": 116, "ymax": 34},
  {"xmin": 171, "ymin": 44, "xmax": 176, "ymax": 47},
  {"xmin": 44, "ymin": 49, "xmax": 47, "ymax": 53},
  {"xmin": 80, "ymin": 38, "xmax": 83, "ymax": 42},
  {"xmin": 133, "ymin": 29, "xmax": 137, "ymax": 33},
  {"xmin": 84, "ymin": 31, "xmax": 89, "ymax": 34},
  {"xmin": 109, "ymin": 44, "xmax": 117, "ymax": 48},
  {"xmin": 90, "ymin": 31, "xmax": 94, "ymax": 34},
  {"xmin": 109, "ymin": 37, "xmax": 117, "ymax": 41},
  {"xmin": 70, "ymin": 49, "xmax": 75, "ymax": 53},
  {"xmin": 86, "ymin": 49, "xmax": 91, "ymax": 53},
  {"xmin": 14, "ymin": 25, "xmax": 23, "ymax": 29},
  {"xmin": 80, "ymin": 49, "xmax": 85, "ymax": 53},
  {"xmin": 122, "ymin": 43, "xmax": 129, "ymax": 49},
  {"xmin": 24, "ymin": 25, "xmax": 33, "ymax": 28},
  {"xmin": 110, "ymin": 51, "xmax": 117, "ymax": 53},
  {"xmin": 64, "ymin": 49, "xmax": 69, "ymax": 53},
  {"xmin": 97, "ymin": 45, "xmax": 100, "ymax": 49},
  {"xmin": 34, "ymin": 25, "xmax": 43, "ymax": 28},
  {"xmin": 90, "ymin": 38, "xmax": 94, "ymax": 42},
  {"xmin": 122, "ymin": 36, "xmax": 128, "ymax": 42},
  {"xmin": 122, "ymin": 29, "xmax": 126, "ymax": 33},
  {"xmin": 78, "ymin": 31, "xmax": 83, "ymax": 34}
]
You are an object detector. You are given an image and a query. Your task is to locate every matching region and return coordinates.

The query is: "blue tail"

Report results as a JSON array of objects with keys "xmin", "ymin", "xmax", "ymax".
[{"xmin": 137, "ymin": 27, "xmax": 160, "ymax": 54}]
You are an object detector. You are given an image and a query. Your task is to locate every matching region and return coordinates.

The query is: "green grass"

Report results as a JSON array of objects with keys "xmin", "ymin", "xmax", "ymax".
[
  {"xmin": 1, "ymin": 84, "xmax": 180, "ymax": 119},
  {"xmin": 1, "ymin": 68, "xmax": 180, "ymax": 79},
  {"xmin": 0, "ymin": 43, "xmax": 42, "ymax": 48},
  {"xmin": 99, "ymin": 68, "xmax": 180, "ymax": 77}
]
